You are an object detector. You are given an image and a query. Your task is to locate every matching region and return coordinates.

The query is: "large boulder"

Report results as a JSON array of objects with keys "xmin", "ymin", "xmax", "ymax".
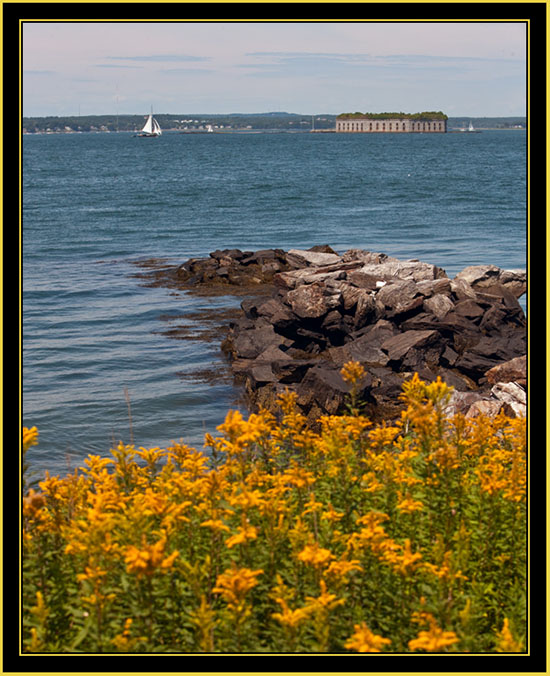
[
  {"xmin": 485, "ymin": 355, "xmax": 527, "ymax": 387},
  {"xmin": 454, "ymin": 265, "xmax": 526, "ymax": 298}
]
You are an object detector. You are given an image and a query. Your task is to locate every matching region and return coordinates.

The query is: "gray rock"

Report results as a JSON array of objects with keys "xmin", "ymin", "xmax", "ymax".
[
  {"xmin": 376, "ymin": 280, "xmax": 419, "ymax": 311},
  {"xmin": 423, "ymin": 293, "xmax": 454, "ymax": 319},
  {"xmin": 465, "ymin": 399, "xmax": 505, "ymax": 418},
  {"xmin": 455, "ymin": 265, "xmax": 526, "ymax": 299},
  {"xmin": 491, "ymin": 381, "xmax": 526, "ymax": 417},
  {"xmin": 286, "ymin": 282, "xmax": 342, "ymax": 319},
  {"xmin": 287, "ymin": 249, "xmax": 342, "ymax": 267}
]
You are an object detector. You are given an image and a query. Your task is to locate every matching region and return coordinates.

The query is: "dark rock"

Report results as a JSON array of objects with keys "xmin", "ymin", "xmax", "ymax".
[
  {"xmin": 308, "ymin": 244, "xmax": 339, "ymax": 255},
  {"xmin": 328, "ymin": 334, "xmax": 390, "ymax": 367},
  {"xmin": 440, "ymin": 345, "xmax": 459, "ymax": 367},
  {"xmin": 210, "ymin": 248, "xmax": 246, "ymax": 261},
  {"xmin": 353, "ymin": 291, "xmax": 382, "ymax": 329},
  {"xmin": 296, "ymin": 364, "xmax": 368, "ymax": 416},
  {"xmin": 255, "ymin": 298, "xmax": 298, "ymax": 332},
  {"xmin": 347, "ymin": 270, "xmax": 381, "ymax": 290},
  {"xmin": 240, "ymin": 248, "xmax": 286, "ymax": 265},
  {"xmin": 381, "ymin": 329, "xmax": 439, "ymax": 363},
  {"xmin": 386, "ymin": 296, "xmax": 425, "ymax": 322},
  {"xmin": 272, "ymin": 359, "xmax": 319, "ymax": 384},
  {"xmin": 454, "ymin": 299, "xmax": 486, "ymax": 321},
  {"xmin": 224, "ymin": 324, "xmax": 291, "ymax": 360}
]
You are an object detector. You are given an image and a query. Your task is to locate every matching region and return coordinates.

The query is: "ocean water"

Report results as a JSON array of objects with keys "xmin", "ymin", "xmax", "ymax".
[{"xmin": 22, "ymin": 129, "xmax": 527, "ymax": 477}]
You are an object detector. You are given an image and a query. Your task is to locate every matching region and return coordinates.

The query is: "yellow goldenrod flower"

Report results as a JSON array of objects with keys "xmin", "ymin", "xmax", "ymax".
[
  {"xmin": 423, "ymin": 551, "xmax": 468, "ymax": 583},
  {"xmin": 228, "ymin": 486, "xmax": 266, "ymax": 510},
  {"xmin": 225, "ymin": 523, "xmax": 258, "ymax": 549},
  {"xmin": 396, "ymin": 492, "xmax": 424, "ymax": 514},
  {"xmin": 212, "ymin": 565, "xmax": 263, "ymax": 610},
  {"xmin": 325, "ymin": 559, "xmax": 363, "ymax": 580},
  {"xmin": 272, "ymin": 597, "xmax": 313, "ymax": 628},
  {"xmin": 305, "ymin": 580, "xmax": 344, "ymax": 613},
  {"xmin": 320, "ymin": 503, "xmax": 344, "ymax": 523},
  {"xmin": 124, "ymin": 535, "xmax": 178, "ymax": 577},
  {"xmin": 200, "ymin": 518, "xmax": 231, "ymax": 533},
  {"xmin": 283, "ymin": 464, "xmax": 316, "ymax": 489},
  {"xmin": 408, "ymin": 612, "xmax": 459, "ymax": 652},
  {"xmin": 111, "ymin": 618, "xmax": 146, "ymax": 651},
  {"xmin": 23, "ymin": 489, "xmax": 46, "ymax": 517},
  {"xmin": 345, "ymin": 622, "xmax": 391, "ymax": 653},
  {"xmin": 23, "ymin": 426, "xmax": 39, "ymax": 453},
  {"xmin": 341, "ymin": 361, "xmax": 365, "ymax": 386},
  {"xmin": 76, "ymin": 564, "xmax": 108, "ymax": 583},
  {"xmin": 496, "ymin": 618, "xmax": 524, "ymax": 652},
  {"xmin": 297, "ymin": 542, "xmax": 335, "ymax": 568},
  {"xmin": 394, "ymin": 538, "xmax": 423, "ymax": 576},
  {"xmin": 28, "ymin": 627, "xmax": 43, "ymax": 652},
  {"xmin": 31, "ymin": 591, "xmax": 48, "ymax": 623}
]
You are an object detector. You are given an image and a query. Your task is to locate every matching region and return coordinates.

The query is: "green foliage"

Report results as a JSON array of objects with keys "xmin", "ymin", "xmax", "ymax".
[{"xmin": 337, "ymin": 111, "xmax": 449, "ymax": 120}]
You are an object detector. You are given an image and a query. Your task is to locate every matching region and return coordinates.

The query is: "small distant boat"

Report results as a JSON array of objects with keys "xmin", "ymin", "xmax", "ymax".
[
  {"xmin": 136, "ymin": 112, "xmax": 162, "ymax": 137},
  {"xmin": 456, "ymin": 120, "xmax": 481, "ymax": 133}
]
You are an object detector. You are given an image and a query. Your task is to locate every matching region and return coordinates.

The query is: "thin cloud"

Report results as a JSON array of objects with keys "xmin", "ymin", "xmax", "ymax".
[
  {"xmin": 24, "ymin": 70, "xmax": 56, "ymax": 75},
  {"xmin": 106, "ymin": 54, "xmax": 210, "ymax": 63},
  {"xmin": 95, "ymin": 64, "xmax": 143, "ymax": 69}
]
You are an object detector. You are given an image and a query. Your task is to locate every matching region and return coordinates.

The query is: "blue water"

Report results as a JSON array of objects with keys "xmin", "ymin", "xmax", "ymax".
[{"xmin": 23, "ymin": 130, "xmax": 527, "ymax": 477}]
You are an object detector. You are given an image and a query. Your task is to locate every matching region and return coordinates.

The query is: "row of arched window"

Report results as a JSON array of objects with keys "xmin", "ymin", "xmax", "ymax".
[{"xmin": 337, "ymin": 120, "xmax": 445, "ymax": 132}]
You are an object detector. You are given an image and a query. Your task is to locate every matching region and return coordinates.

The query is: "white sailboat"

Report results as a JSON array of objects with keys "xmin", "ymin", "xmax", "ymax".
[
  {"xmin": 137, "ymin": 111, "xmax": 162, "ymax": 137},
  {"xmin": 468, "ymin": 121, "xmax": 475, "ymax": 132}
]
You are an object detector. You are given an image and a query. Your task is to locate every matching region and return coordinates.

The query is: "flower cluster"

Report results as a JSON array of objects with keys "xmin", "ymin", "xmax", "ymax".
[{"xmin": 22, "ymin": 368, "xmax": 526, "ymax": 653}]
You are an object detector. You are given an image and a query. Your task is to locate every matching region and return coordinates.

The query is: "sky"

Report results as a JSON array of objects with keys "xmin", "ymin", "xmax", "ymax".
[{"xmin": 22, "ymin": 21, "xmax": 527, "ymax": 118}]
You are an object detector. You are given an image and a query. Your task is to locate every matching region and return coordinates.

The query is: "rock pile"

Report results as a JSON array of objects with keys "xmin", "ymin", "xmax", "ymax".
[
  {"xmin": 216, "ymin": 247, "xmax": 526, "ymax": 422},
  {"xmin": 139, "ymin": 246, "xmax": 527, "ymax": 423}
]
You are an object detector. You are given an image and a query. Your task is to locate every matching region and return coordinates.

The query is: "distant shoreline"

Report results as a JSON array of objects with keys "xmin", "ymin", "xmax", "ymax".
[
  {"xmin": 22, "ymin": 127, "xmax": 526, "ymax": 135},
  {"xmin": 22, "ymin": 113, "xmax": 526, "ymax": 135}
]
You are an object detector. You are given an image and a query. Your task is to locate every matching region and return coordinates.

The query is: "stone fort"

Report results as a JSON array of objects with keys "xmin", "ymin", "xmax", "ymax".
[{"xmin": 336, "ymin": 112, "xmax": 447, "ymax": 133}]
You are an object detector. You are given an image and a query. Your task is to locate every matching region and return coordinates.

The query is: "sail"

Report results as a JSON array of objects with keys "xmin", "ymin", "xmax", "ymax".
[
  {"xmin": 138, "ymin": 112, "xmax": 161, "ymax": 136},
  {"xmin": 141, "ymin": 114, "xmax": 154, "ymax": 134},
  {"xmin": 152, "ymin": 118, "xmax": 162, "ymax": 135}
]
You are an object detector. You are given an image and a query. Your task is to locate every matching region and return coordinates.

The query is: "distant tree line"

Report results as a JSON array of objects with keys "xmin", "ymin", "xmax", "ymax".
[
  {"xmin": 337, "ymin": 111, "xmax": 449, "ymax": 120},
  {"xmin": 22, "ymin": 113, "xmax": 525, "ymax": 133},
  {"xmin": 22, "ymin": 113, "xmax": 337, "ymax": 133}
]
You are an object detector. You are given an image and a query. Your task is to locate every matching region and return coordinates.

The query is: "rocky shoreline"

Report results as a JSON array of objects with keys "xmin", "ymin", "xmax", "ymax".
[{"xmin": 136, "ymin": 246, "xmax": 527, "ymax": 424}]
